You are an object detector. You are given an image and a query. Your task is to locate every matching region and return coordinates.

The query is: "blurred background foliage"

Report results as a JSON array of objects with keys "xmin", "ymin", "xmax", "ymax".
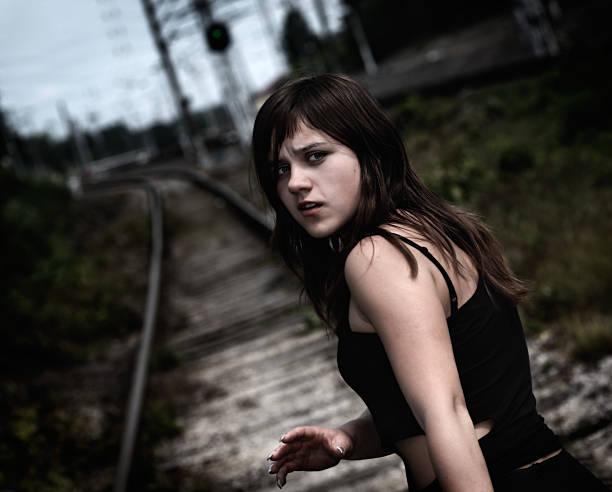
[
  {"xmin": 0, "ymin": 170, "xmax": 145, "ymax": 373},
  {"xmin": 281, "ymin": 0, "xmax": 514, "ymax": 75},
  {"xmin": 0, "ymin": 170, "xmax": 183, "ymax": 491},
  {"xmin": 344, "ymin": 0, "xmax": 509, "ymax": 60},
  {"xmin": 393, "ymin": 52, "xmax": 612, "ymax": 360}
]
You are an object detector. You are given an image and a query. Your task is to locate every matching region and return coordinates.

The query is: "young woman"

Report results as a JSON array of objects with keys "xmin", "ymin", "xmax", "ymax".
[{"xmin": 252, "ymin": 74, "xmax": 609, "ymax": 491}]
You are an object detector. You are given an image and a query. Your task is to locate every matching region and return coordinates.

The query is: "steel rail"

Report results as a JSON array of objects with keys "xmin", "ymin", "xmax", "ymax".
[
  {"xmin": 159, "ymin": 166, "xmax": 273, "ymax": 238},
  {"xmin": 96, "ymin": 164, "xmax": 274, "ymax": 239},
  {"xmin": 114, "ymin": 182, "xmax": 163, "ymax": 492},
  {"xmin": 80, "ymin": 177, "xmax": 164, "ymax": 492}
]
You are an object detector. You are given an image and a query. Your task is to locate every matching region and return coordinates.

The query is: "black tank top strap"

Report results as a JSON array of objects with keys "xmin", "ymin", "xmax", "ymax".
[{"xmin": 388, "ymin": 232, "xmax": 459, "ymax": 316}]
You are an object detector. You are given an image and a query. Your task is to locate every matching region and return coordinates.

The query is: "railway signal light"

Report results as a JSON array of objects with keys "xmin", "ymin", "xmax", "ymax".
[{"xmin": 206, "ymin": 22, "xmax": 230, "ymax": 52}]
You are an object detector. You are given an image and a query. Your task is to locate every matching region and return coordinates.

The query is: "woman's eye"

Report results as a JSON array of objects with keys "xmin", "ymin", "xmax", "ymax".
[
  {"xmin": 277, "ymin": 164, "xmax": 290, "ymax": 176},
  {"xmin": 307, "ymin": 151, "xmax": 327, "ymax": 162}
]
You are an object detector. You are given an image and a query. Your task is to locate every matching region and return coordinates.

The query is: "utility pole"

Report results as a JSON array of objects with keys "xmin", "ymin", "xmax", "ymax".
[
  {"xmin": 256, "ymin": 0, "xmax": 282, "ymax": 54},
  {"xmin": 513, "ymin": 0, "xmax": 560, "ymax": 57},
  {"xmin": 87, "ymin": 112, "xmax": 107, "ymax": 160},
  {"xmin": 0, "ymin": 97, "xmax": 25, "ymax": 176},
  {"xmin": 313, "ymin": 0, "xmax": 340, "ymax": 72},
  {"xmin": 255, "ymin": 0, "xmax": 293, "ymax": 73},
  {"xmin": 313, "ymin": 0, "xmax": 329, "ymax": 37},
  {"xmin": 139, "ymin": 0, "xmax": 210, "ymax": 166},
  {"xmin": 57, "ymin": 100, "xmax": 93, "ymax": 167},
  {"xmin": 348, "ymin": 6, "xmax": 377, "ymax": 75}
]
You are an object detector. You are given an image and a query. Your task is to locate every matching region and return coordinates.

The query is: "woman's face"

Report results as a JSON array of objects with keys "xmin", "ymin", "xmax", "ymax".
[{"xmin": 275, "ymin": 122, "xmax": 361, "ymax": 239}]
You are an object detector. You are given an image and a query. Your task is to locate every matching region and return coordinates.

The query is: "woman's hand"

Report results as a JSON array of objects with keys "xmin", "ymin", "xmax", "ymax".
[{"xmin": 267, "ymin": 426, "xmax": 352, "ymax": 488}]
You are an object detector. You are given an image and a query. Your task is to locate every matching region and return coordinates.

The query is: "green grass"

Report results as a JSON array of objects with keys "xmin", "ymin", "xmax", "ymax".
[{"xmin": 393, "ymin": 59, "xmax": 612, "ymax": 360}]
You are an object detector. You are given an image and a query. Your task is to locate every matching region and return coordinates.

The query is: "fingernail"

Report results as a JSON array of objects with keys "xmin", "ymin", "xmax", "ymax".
[
  {"xmin": 266, "ymin": 453, "xmax": 273, "ymax": 461},
  {"xmin": 268, "ymin": 464, "xmax": 273, "ymax": 473},
  {"xmin": 336, "ymin": 445, "xmax": 345, "ymax": 456},
  {"xmin": 279, "ymin": 434, "xmax": 285, "ymax": 442},
  {"xmin": 277, "ymin": 478, "xmax": 283, "ymax": 489}
]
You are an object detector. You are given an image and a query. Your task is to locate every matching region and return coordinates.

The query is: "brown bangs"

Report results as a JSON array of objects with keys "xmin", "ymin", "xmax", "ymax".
[
  {"xmin": 252, "ymin": 93, "xmax": 306, "ymax": 206},
  {"xmin": 269, "ymin": 111, "xmax": 301, "ymax": 171}
]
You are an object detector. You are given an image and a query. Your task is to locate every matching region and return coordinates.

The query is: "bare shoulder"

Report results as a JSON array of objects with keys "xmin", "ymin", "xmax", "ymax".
[
  {"xmin": 344, "ymin": 223, "xmax": 425, "ymax": 276},
  {"xmin": 345, "ymin": 234, "xmax": 410, "ymax": 286},
  {"xmin": 344, "ymin": 231, "xmax": 447, "ymax": 338},
  {"xmin": 344, "ymin": 230, "xmax": 434, "ymax": 301}
]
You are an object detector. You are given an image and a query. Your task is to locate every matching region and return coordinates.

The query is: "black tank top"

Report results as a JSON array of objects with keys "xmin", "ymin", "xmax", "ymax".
[{"xmin": 337, "ymin": 233, "xmax": 560, "ymax": 474}]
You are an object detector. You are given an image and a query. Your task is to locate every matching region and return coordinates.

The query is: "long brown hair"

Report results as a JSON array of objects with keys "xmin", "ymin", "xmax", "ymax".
[{"xmin": 252, "ymin": 74, "xmax": 527, "ymax": 333}]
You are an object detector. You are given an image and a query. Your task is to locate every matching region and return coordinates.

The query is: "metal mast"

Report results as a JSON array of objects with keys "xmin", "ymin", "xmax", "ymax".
[{"xmin": 139, "ymin": 0, "xmax": 210, "ymax": 165}]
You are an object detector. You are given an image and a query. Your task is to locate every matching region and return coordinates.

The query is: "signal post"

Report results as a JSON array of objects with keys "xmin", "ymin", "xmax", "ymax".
[{"xmin": 193, "ymin": 0, "xmax": 254, "ymax": 149}]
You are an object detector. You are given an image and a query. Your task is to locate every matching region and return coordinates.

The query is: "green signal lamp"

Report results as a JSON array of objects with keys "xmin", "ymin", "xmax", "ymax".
[{"xmin": 206, "ymin": 22, "xmax": 230, "ymax": 52}]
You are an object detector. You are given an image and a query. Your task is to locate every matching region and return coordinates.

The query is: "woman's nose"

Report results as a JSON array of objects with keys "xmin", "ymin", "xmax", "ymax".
[{"xmin": 287, "ymin": 166, "xmax": 312, "ymax": 193}]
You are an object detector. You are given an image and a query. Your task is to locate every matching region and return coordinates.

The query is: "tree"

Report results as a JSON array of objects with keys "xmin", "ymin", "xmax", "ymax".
[{"xmin": 282, "ymin": 8, "xmax": 322, "ymax": 74}]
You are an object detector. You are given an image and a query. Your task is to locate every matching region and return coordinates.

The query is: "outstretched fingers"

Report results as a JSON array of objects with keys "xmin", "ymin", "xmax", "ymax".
[
  {"xmin": 268, "ymin": 450, "xmax": 296, "ymax": 473},
  {"xmin": 265, "ymin": 426, "xmax": 348, "ymax": 488},
  {"xmin": 275, "ymin": 459, "xmax": 300, "ymax": 489},
  {"xmin": 266, "ymin": 434, "xmax": 310, "ymax": 489},
  {"xmin": 268, "ymin": 439, "xmax": 303, "ymax": 462},
  {"xmin": 279, "ymin": 426, "xmax": 312, "ymax": 443}
]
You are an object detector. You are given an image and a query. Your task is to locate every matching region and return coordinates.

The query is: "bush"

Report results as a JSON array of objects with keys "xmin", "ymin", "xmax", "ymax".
[{"xmin": 0, "ymin": 170, "xmax": 144, "ymax": 374}]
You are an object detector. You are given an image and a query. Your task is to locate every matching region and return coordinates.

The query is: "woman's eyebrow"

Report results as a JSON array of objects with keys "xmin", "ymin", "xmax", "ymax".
[
  {"xmin": 293, "ymin": 142, "xmax": 328, "ymax": 153},
  {"xmin": 275, "ymin": 142, "xmax": 330, "ymax": 163}
]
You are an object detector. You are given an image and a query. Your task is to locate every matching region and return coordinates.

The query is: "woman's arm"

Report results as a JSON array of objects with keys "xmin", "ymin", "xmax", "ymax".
[
  {"xmin": 337, "ymin": 408, "xmax": 391, "ymax": 460},
  {"xmin": 345, "ymin": 236, "xmax": 493, "ymax": 492},
  {"xmin": 268, "ymin": 409, "xmax": 391, "ymax": 488}
]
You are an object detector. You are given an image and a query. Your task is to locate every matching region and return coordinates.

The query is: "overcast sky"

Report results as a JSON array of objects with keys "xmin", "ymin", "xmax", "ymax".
[{"xmin": 0, "ymin": 0, "xmax": 344, "ymax": 138}]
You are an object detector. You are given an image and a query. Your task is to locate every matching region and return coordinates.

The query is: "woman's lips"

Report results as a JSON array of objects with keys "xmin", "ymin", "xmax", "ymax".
[{"xmin": 298, "ymin": 202, "xmax": 322, "ymax": 216}]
